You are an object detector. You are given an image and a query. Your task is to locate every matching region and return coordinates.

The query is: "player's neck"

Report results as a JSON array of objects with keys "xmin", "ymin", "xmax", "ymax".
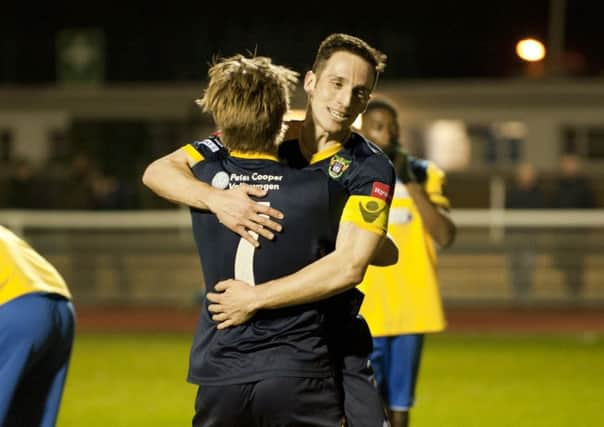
[
  {"xmin": 300, "ymin": 121, "xmax": 350, "ymax": 160},
  {"xmin": 316, "ymin": 133, "xmax": 349, "ymax": 150}
]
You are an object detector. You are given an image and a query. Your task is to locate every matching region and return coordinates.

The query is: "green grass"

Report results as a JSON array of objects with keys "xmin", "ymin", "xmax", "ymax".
[
  {"xmin": 57, "ymin": 332, "xmax": 604, "ymax": 427},
  {"xmin": 414, "ymin": 333, "xmax": 604, "ymax": 427},
  {"xmin": 58, "ymin": 333, "xmax": 197, "ymax": 427}
]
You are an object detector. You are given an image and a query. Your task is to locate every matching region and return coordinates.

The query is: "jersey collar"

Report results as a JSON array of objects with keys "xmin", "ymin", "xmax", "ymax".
[
  {"xmin": 309, "ymin": 143, "xmax": 343, "ymax": 164},
  {"xmin": 230, "ymin": 150, "xmax": 279, "ymax": 162}
]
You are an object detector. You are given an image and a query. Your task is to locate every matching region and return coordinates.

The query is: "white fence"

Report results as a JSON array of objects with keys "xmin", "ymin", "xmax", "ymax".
[{"xmin": 2, "ymin": 209, "xmax": 603, "ymax": 307}]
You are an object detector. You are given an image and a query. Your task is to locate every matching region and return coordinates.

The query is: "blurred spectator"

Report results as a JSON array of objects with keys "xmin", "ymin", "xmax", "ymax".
[
  {"xmin": 91, "ymin": 171, "xmax": 137, "ymax": 210},
  {"xmin": 505, "ymin": 163, "xmax": 546, "ymax": 301},
  {"xmin": 550, "ymin": 153, "xmax": 595, "ymax": 299},
  {"xmin": 551, "ymin": 153, "xmax": 595, "ymax": 209},
  {"xmin": 506, "ymin": 163, "xmax": 547, "ymax": 209},
  {"xmin": 4, "ymin": 153, "xmax": 141, "ymax": 210},
  {"xmin": 54, "ymin": 153, "xmax": 96, "ymax": 209},
  {"xmin": 6, "ymin": 158, "xmax": 45, "ymax": 209}
]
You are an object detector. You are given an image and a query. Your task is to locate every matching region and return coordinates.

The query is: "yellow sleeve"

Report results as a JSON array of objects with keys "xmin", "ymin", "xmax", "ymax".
[
  {"xmin": 182, "ymin": 144, "xmax": 205, "ymax": 167},
  {"xmin": 425, "ymin": 163, "xmax": 450, "ymax": 210},
  {"xmin": 0, "ymin": 246, "xmax": 8, "ymax": 287},
  {"xmin": 340, "ymin": 195, "xmax": 389, "ymax": 235}
]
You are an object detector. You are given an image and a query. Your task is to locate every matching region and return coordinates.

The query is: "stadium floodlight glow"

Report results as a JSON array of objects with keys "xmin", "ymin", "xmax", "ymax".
[{"xmin": 516, "ymin": 38, "xmax": 546, "ymax": 62}]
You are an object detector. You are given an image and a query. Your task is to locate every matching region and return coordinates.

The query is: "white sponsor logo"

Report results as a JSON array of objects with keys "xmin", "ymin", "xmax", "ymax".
[
  {"xmin": 228, "ymin": 172, "xmax": 283, "ymax": 191},
  {"xmin": 389, "ymin": 208, "xmax": 413, "ymax": 224},
  {"xmin": 211, "ymin": 171, "xmax": 230, "ymax": 189},
  {"xmin": 251, "ymin": 173, "xmax": 283, "ymax": 182},
  {"xmin": 373, "ymin": 187, "xmax": 388, "ymax": 198},
  {"xmin": 201, "ymin": 139, "xmax": 220, "ymax": 152},
  {"xmin": 229, "ymin": 182, "xmax": 281, "ymax": 191},
  {"xmin": 230, "ymin": 173, "xmax": 250, "ymax": 182}
]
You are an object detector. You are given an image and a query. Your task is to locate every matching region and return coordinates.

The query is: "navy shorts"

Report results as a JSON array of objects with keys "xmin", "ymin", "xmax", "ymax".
[
  {"xmin": 327, "ymin": 315, "xmax": 390, "ymax": 427},
  {"xmin": 193, "ymin": 376, "xmax": 344, "ymax": 427},
  {"xmin": 370, "ymin": 334, "xmax": 424, "ymax": 411},
  {"xmin": 0, "ymin": 292, "xmax": 75, "ymax": 427}
]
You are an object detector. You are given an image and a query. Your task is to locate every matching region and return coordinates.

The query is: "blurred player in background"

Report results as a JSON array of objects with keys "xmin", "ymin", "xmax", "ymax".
[
  {"xmin": 357, "ymin": 99, "xmax": 456, "ymax": 427},
  {"xmin": 0, "ymin": 225, "xmax": 75, "ymax": 427}
]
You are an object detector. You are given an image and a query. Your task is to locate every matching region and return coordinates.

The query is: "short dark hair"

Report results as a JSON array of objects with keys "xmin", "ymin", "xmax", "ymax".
[
  {"xmin": 365, "ymin": 99, "xmax": 398, "ymax": 119},
  {"xmin": 312, "ymin": 33, "xmax": 387, "ymax": 88}
]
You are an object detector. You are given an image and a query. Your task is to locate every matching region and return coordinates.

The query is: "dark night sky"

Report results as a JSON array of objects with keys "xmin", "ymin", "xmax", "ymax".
[{"xmin": 1, "ymin": 1, "xmax": 603, "ymax": 84}]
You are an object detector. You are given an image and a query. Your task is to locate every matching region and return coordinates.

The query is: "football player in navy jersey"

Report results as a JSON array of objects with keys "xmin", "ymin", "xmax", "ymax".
[
  {"xmin": 143, "ymin": 33, "xmax": 395, "ymax": 427},
  {"xmin": 206, "ymin": 33, "xmax": 396, "ymax": 427},
  {"xmin": 174, "ymin": 54, "xmax": 348, "ymax": 426}
]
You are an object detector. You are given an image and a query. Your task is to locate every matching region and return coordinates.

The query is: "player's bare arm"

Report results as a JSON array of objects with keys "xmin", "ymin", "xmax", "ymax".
[
  {"xmin": 207, "ymin": 221, "xmax": 386, "ymax": 329},
  {"xmin": 406, "ymin": 183, "xmax": 456, "ymax": 248},
  {"xmin": 393, "ymin": 148, "xmax": 456, "ymax": 249},
  {"xmin": 371, "ymin": 233, "xmax": 399, "ymax": 266},
  {"xmin": 142, "ymin": 146, "xmax": 284, "ymax": 246}
]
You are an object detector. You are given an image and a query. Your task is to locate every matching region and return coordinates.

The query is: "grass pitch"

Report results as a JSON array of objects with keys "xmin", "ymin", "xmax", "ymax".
[{"xmin": 57, "ymin": 332, "xmax": 604, "ymax": 427}]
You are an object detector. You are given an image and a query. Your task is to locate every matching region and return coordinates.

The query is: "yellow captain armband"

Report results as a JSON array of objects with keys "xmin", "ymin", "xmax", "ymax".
[
  {"xmin": 340, "ymin": 195, "xmax": 390, "ymax": 235},
  {"xmin": 182, "ymin": 144, "xmax": 205, "ymax": 167}
]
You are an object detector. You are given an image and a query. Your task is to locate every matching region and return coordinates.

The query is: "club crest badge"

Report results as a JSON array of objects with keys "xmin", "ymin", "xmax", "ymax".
[{"xmin": 328, "ymin": 154, "xmax": 351, "ymax": 179}]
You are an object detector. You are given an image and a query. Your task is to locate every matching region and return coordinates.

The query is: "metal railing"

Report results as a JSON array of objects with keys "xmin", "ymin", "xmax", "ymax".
[{"xmin": 2, "ymin": 209, "xmax": 603, "ymax": 307}]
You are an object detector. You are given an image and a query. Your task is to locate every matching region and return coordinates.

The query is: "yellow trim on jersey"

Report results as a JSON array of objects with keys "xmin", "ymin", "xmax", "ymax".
[
  {"xmin": 230, "ymin": 151, "xmax": 279, "ymax": 162},
  {"xmin": 0, "ymin": 226, "xmax": 71, "ymax": 306},
  {"xmin": 183, "ymin": 144, "xmax": 205, "ymax": 166},
  {"xmin": 430, "ymin": 194, "xmax": 450, "ymax": 209},
  {"xmin": 309, "ymin": 143, "xmax": 343, "ymax": 164},
  {"xmin": 340, "ymin": 195, "xmax": 389, "ymax": 235},
  {"xmin": 425, "ymin": 162, "xmax": 449, "ymax": 209}
]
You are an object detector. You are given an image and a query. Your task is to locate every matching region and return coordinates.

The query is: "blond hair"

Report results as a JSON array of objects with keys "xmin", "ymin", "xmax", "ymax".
[{"xmin": 196, "ymin": 54, "xmax": 299, "ymax": 153}]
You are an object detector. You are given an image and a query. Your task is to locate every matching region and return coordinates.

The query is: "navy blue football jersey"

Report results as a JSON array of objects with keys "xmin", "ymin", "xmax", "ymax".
[
  {"xmin": 278, "ymin": 132, "xmax": 396, "ymax": 317},
  {"xmin": 184, "ymin": 138, "xmax": 346, "ymax": 385}
]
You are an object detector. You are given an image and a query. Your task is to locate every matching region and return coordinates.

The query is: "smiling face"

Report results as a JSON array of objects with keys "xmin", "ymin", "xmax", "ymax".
[{"xmin": 304, "ymin": 51, "xmax": 375, "ymax": 141}]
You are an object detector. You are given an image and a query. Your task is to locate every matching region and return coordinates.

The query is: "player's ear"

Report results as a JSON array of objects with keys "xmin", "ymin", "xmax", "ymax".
[
  {"xmin": 303, "ymin": 71, "xmax": 316, "ymax": 95},
  {"xmin": 360, "ymin": 94, "xmax": 372, "ymax": 115}
]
